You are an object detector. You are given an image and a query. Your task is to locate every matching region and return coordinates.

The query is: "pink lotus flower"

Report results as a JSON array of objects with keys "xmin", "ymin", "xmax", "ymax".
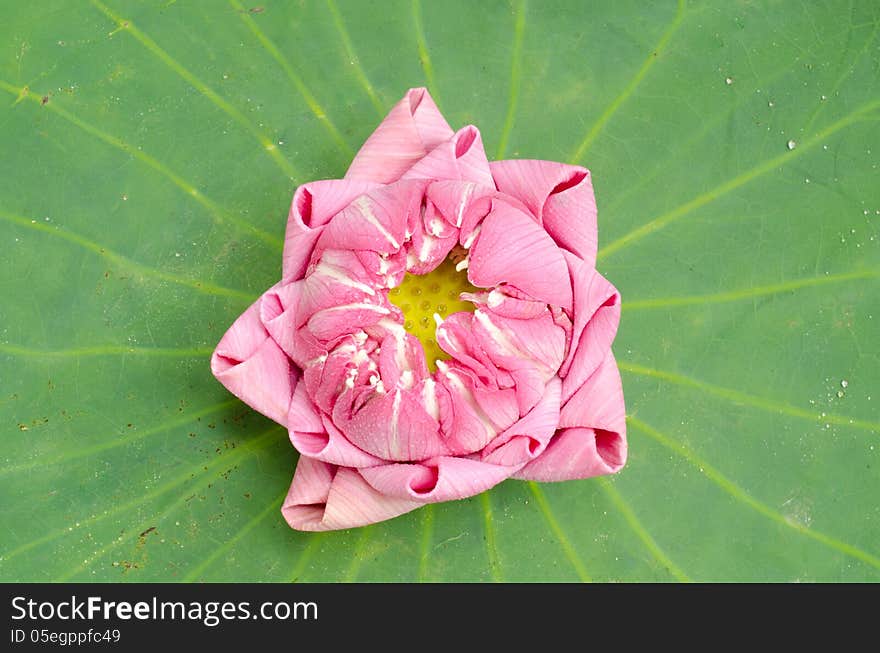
[{"xmin": 211, "ymin": 88, "xmax": 626, "ymax": 531}]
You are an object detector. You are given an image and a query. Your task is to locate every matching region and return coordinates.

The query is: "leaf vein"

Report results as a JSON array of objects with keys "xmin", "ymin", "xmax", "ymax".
[
  {"xmin": 527, "ymin": 482, "xmax": 592, "ymax": 582},
  {"xmin": 0, "ymin": 210, "xmax": 258, "ymax": 303},
  {"xmin": 628, "ymin": 416, "xmax": 880, "ymax": 572},
  {"xmin": 569, "ymin": 0, "xmax": 686, "ymax": 163},
  {"xmin": 495, "ymin": 0, "xmax": 527, "ymax": 160},
  {"xmin": 89, "ymin": 0, "xmax": 300, "ymax": 180}
]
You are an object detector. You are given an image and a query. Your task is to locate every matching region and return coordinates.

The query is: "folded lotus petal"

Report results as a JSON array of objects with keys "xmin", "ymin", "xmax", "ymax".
[
  {"xmin": 508, "ymin": 366, "xmax": 547, "ymax": 416},
  {"xmin": 402, "ymin": 195, "xmax": 460, "ymax": 274},
  {"xmin": 285, "ymin": 324, "xmax": 328, "ymax": 373},
  {"xmin": 345, "ymin": 87, "xmax": 453, "ymax": 184},
  {"xmin": 405, "ymin": 229, "xmax": 459, "ymax": 275},
  {"xmin": 211, "ymin": 296, "xmax": 294, "ymax": 427},
  {"xmin": 333, "ymin": 385, "xmax": 447, "ymax": 461},
  {"xmin": 282, "ymin": 458, "xmax": 421, "ymax": 531},
  {"xmin": 511, "ymin": 425, "xmax": 626, "ymax": 481},
  {"xmin": 402, "ymin": 126, "xmax": 495, "ymax": 188},
  {"xmin": 306, "ymin": 301, "xmax": 392, "ymax": 341},
  {"xmin": 479, "ymin": 287, "xmax": 548, "ymax": 320},
  {"xmin": 489, "ymin": 159, "xmax": 598, "ymax": 266},
  {"xmin": 361, "ymin": 455, "xmax": 518, "ymax": 502},
  {"xmin": 421, "ymin": 194, "xmax": 457, "ymax": 240},
  {"xmin": 559, "ymin": 350, "xmax": 625, "ymax": 430},
  {"xmin": 468, "ymin": 200, "xmax": 573, "ymax": 309},
  {"xmin": 283, "ymin": 179, "xmax": 380, "ymax": 281},
  {"xmin": 472, "ymin": 308, "xmax": 566, "ymax": 379},
  {"xmin": 482, "ymin": 377, "xmax": 561, "ymax": 466},
  {"xmin": 311, "ymin": 248, "xmax": 378, "ymax": 295},
  {"xmin": 425, "ymin": 180, "xmax": 495, "ymax": 235},
  {"xmin": 472, "ymin": 385, "xmax": 519, "ymax": 432},
  {"xmin": 558, "ymin": 251, "xmax": 621, "ymax": 403},
  {"xmin": 356, "ymin": 248, "xmax": 408, "ymax": 285},
  {"xmin": 376, "ymin": 328, "xmax": 429, "ymax": 390},
  {"xmin": 435, "ymin": 364, "xmax": 502, "ymax": 455},
  {"xmin": 289, "ymin": 415, "xmax": 384, "ymax": 468},
  {"xmin": 297, "ymin": 266, "xmax": 383, "ymax": 332},
  {"xmin": 515, "ymin": 353, "xmax": 626, "ymax": 481},
  {"xmin": 435, "ymin": 312, "xmax": 497, "ymax": 381},
  {"xmin": 302, "ymin": 347, "xmax": 348, "ymax": 415},
  {"xmin": 260, "ymin": 281, "xmax": 302, "ymax": 357},
  {"xmin": 316, "ymin": 197, "xmax": 404, "ymax": 257},
  {"xmin": 287, "ymin": 379, "xmax": 324, "ymax": 432}
]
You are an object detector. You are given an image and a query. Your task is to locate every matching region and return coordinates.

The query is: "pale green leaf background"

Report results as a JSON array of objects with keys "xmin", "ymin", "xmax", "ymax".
[{"xmin": 1, "ymin": 0, "xmax": 878, "ymax": 582}]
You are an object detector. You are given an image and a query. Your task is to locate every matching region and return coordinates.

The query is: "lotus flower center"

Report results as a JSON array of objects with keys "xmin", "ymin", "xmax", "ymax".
[{"xmin": 389, "ymin": 248, "xmax": 477, "ymax": 370}]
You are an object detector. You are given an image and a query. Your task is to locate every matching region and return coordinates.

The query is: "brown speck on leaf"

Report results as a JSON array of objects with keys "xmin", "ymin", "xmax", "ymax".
[
  {"xmin": 40, "ymin": 95, "xmax": 49, "ymax": 105},
  {"xmin": 18, "ymin": 424, "xmax": 28, "ymax": 431},
  {"xmin": 244, "ymin": 492, "xmax": 251, "ymax": 499},
  {"xmin": 139, "ymin": 526, "xmax": 156, "ymax": 538}
]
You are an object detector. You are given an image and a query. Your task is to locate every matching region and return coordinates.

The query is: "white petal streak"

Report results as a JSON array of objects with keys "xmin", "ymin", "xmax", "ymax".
[
  {"xmin": 421, "ymin": 378, "xmax": 440, "ymax": 420},
  {"xmin": 455, "ymin": 182, "xmax": 475, "ymax": 228},
  {"xmin": 389, "ymin": 389, "xmax": 402, "ymax": 458},
  {"xmin": 353, "ymin": 196, "xmax": 400, "ymax": 249},
  {"xmin": 322, "ymin": 302, "xmax": 390, "ymax": 315},
  {"xmin": 315, "ymin": 260, "xmax": 376, "ymax": 295}
]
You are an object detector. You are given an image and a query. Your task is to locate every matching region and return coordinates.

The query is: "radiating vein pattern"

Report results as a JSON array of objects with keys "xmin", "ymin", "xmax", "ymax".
[
  {"xmin": 628, "ymin": 417, "xmax": 880, "ymax": 571},
  {"xmin": 229, "ymin": 0, "xmax": 354, "ymax": 157},
  {"xmin": 0, "ymin": 80, "xmax": 283, "ymax": 251},
  {"xmin": 598, "ymin": 99, "xmax": 880, "ymax": 260},
  {"xmin": 0, "ymin": 210, "xmax": 258, "ymax": 302},
  {"xmin": 89, "ymin": 0, "xmax": 300, "ymax": 180},
  {"xmin": 619, "ymin": 361, "xmax": 880, "ymax": 433}
]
